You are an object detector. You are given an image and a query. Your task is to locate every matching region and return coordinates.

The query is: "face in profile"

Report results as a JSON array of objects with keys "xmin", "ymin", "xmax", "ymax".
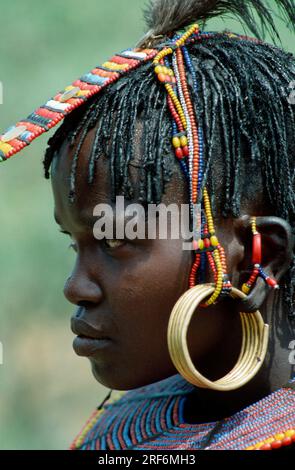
[
  {"xmin": 51, "ymin": 116, "xmax": 244, "ymax": 392},
  {"xmin": 51, "ymin": 121, "xmax": 195, "ymax": 391}
]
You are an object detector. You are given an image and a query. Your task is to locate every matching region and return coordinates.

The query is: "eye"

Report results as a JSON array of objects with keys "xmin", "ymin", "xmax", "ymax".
[
  {"xmin": 104, "ymin": 238, "xmax": 126, "ymax": 250},
  {"xmin": 59, "ymin": 229, "xmax": 71, "ymax": 236},
  {"xmin": 59, "ymin": 229, "xmax": 77, "ymax": 252}
]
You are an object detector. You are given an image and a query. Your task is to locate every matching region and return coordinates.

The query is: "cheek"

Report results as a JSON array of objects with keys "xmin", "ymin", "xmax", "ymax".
[
  {"xmin": 90, "ymin": 242, "xmax": 192, "ymax": 388},
  {"xmin": 108, "ymin": 240, "xmax": 192, "ymax": 350}
]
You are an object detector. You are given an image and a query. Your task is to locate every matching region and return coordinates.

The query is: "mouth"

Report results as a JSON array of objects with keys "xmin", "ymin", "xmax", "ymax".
[
  {"xmin": 73, "ymin": 335, "xmax": 112, "ymax": 357},
  {"xmin": 71, "ymin": 317, "xmax": 113, "ymax": 357}
]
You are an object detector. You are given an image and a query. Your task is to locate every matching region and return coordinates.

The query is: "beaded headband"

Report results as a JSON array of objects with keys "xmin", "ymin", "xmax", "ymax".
[
  {"xmin": 0, "ymin": 26, "xmax": 253, "ymax": 163},
  {"xmin": 0, "ymin": 24, "xmax": 275, "ymax": 305}
]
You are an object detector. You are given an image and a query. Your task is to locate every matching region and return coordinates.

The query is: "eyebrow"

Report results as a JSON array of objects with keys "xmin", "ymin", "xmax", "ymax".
[
  {"xmin": 53, "ymin": 207, "xmax": 152, "ymax": 234},
  {"xmin": 53, "ymin": 211, "xmax": 97, "ymax": 229}
]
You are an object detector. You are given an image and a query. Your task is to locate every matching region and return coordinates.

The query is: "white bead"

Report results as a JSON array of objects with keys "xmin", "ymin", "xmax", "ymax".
[
  {"xmin": 122, "ymin": 50, "xmax": 147, "ymax": 59},
  {"xmin": 1, "ymin": 125, "xmax": 27, "ymax": 142},
  {"xmin": 45, "ymin": 100, "xmax": 71, "ymax": 112}
]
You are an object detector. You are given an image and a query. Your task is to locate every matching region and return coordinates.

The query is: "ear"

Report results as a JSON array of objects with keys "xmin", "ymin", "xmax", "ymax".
[{"xmin": 233, "ymin": 215, "xmax": 294, "ymax": 313}]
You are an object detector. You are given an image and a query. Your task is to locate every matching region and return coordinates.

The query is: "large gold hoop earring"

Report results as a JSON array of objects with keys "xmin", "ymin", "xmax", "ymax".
[{"xmin": 167, "ymin": 284, "xmax": 269, "ymax": 391}]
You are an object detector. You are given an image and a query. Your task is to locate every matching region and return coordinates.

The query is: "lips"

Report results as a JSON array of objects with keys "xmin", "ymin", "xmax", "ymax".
[
  {"xmin": 71, "ymin": 317, "xmax": 111, "ymax": 339},
  {"xmin": 73, "ymin": 336, "xmax": 112, "ymax": 357},
  {"xmin": 71, "ymin": 317, "xmax": 113, "ymax": 357}
]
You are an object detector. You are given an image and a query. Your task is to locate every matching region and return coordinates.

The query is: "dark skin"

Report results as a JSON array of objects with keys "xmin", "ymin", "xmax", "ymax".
[{"xmin": 51, "ymin": 124, "xmax": 295, "ymax": 426}]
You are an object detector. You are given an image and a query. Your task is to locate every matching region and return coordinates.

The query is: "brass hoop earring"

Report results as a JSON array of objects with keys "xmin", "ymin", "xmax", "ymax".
[{"xmin": 167, "ymin": 284, "xmax": 269, "ymax": 391}]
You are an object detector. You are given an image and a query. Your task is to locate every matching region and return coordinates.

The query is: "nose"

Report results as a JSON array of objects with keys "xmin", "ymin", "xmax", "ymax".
[{"xmin": 63, "ymin": 266, "xmax": 103, "ymax": 306}]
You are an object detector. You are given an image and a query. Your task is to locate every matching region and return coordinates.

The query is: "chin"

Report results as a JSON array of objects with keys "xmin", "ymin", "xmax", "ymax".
[
  {"xmin": 90, "ymin": 358, "xmax": 178, "ymax": 391},
  {"xmin": 89, "ymin": 359, "xmax": 136, "ymax": 390}
]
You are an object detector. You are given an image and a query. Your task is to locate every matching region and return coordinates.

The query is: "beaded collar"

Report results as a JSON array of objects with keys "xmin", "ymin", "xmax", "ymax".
[{"xmin": 70, "ymin": 375, "xmax": 295, "ymax": 451}]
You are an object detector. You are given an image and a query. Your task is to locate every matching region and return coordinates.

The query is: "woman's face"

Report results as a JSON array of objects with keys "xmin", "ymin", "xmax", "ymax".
[{"xmin": 51, "ymin": 124, "xmax": 240, "ymax": 390}]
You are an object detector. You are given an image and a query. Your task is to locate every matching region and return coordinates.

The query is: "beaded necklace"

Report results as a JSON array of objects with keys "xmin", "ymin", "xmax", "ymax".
[{"xmin": 70, "ymin": 375, "xmax": 295, "ymax": 451}]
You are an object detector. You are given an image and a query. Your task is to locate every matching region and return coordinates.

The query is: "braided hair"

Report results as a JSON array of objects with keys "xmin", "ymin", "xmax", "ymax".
[{"xmin": 43, "ymin": 1, "xmax": 295, "ymax": 319}]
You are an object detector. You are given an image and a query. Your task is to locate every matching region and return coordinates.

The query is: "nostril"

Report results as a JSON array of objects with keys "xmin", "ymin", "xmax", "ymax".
[{"xmin": 77, "ymin": 301, "xmax": 95, "ymax": 308}]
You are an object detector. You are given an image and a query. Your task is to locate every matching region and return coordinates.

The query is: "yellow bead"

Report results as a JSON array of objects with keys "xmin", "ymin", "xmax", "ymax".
[
  {"xmin": 180, "ymin": 135, "xmax": 188, "ymax": 146},
  {"xmin": 77, "ymin": 90, "xmax": 90, "ymax": 97},
  {"xmin": 285, "ymin": 429, "xmax": 295, "ymax": 438},
  {"xmin": 210, "ymin": 236, "xmax": 219, "ymax": 247},
  {"xmin": 64, "ymin": 85, "xmax": 75, "ymax": 92},
  {"xmin": 275, "ymin": 433, "xmax": 285, "ymax": 441},
  {"xmin": 246, "ymin": 446, "xmax": 255, "ymax": 451},
  {"xmin": 242, "ymin": 284, "xmax": 250, "ymax": 294},
  {"xmin": 154, "ymin": 65, "xmax": 163, "ymax": 74},
  {"xmin": 60, "ymin": 86, "xmax": 80, "ymax": 102},
  {"xmin": 0, "ymin": 141, "xmax": 13, "ymax": 154},
  {"xmin": 254, "ymin": 441, "xmax": 265, "ymax": 449},
  {"xmin": 172, "ymin": 137, "xmax": 181, "ymax": 148},
  {"xmin": 168, "ymin": 69, "xmax": 174, "ymax": 77},
  {"xmin": 198, "ymin": 239, "xmax": 204, "ymax": 250},
  {"xmin": 264, "ymin": 437, "xmax": 275, "ymax": 444}
]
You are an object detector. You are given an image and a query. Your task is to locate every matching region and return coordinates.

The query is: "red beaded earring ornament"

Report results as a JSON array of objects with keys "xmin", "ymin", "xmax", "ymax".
[{"xmin": 242, "ymin": 217, "xmax": 279, "ymax": 295}]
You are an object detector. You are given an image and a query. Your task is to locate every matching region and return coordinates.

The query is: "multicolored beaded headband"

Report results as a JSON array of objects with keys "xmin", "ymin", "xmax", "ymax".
[{"xmin": 0, "ymin": 24, "xmax": 278, "ymax": 305}]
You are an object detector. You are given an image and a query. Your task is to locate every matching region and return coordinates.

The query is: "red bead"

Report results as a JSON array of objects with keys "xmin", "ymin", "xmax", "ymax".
[
  {"xmin": 192, "ymin": 240, "xmax": 199, "ymax": 251},
  {"xmin": 158, "ymin": 73, "xmax": 166, "ymax": 82},
  {"xmin": 175, "ymin": 147, "xmax": 184, "ymax": 159},
  {"xmin": 259, "ymin": 444, "xmax": 272, "ymax": 451},
  {"xmin": 252, "ymin": 233, "xmax": 262, "ymax": 264},
  {"xmin": 204, "ymin": 238, "xmax": 211, "ymax": 248},
  {"xmin": 183, "ymin": 145, "xmax": 189, "ymax": 156},
  {"xmin": 271, "ymin": 440, "xmax": 282, "ymax": 449},
  {"xmin": 282, "ymin": 437, "xmax": 292, "ymax": 447},
  {"xmin": 266, "ymin": 277, "xmax": 278, "ymax": 288}
]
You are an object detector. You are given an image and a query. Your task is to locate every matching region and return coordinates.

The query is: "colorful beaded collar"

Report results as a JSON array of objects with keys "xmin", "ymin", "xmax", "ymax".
[
  {"xmin": 70, "ymin": 375, "xmax": 295, "ymax": 451},
  {"xmin": 0, "ymin": 30, "xmax": 256, "ymax": 163}
]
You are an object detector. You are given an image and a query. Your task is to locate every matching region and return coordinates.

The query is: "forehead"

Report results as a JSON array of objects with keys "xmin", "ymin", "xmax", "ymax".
[
  {"xmin": 52, "ymin": 125, "xmax": 111, "ymax": 205},
  {"xmin": 50, "ymin": 118, "xmax": 188, "ymax": 227}
]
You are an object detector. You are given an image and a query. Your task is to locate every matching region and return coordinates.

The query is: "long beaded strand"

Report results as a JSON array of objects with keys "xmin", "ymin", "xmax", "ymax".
[{"xmin": 153, "ymin": 23, "xmax": 232, "ymax": 306}]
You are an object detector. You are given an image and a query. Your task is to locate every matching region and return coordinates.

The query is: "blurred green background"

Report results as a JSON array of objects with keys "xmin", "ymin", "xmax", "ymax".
[{"xmin": 0, "ymin": 0, "xmax": 293, "ymax": 450}]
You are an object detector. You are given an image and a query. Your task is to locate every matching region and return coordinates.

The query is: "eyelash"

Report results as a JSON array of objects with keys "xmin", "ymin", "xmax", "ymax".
[{"xmin": 59, "ymin": 230, "xmax": 126, "ymax": 251}]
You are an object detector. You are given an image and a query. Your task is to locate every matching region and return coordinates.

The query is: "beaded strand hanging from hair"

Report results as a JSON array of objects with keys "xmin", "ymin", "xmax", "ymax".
[{"xmin": 153, "ymin": 23, "xmax": 232, "ymax": 306}]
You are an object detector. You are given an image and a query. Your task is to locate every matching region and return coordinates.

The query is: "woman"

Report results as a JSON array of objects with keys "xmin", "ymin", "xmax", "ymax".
[{"xmin": 0, "ymin": 0, "xmax": 294, "ymax": 450}]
